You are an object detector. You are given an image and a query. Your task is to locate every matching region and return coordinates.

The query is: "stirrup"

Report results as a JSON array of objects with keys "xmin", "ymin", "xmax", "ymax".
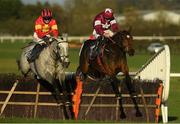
[{"xmin": 79, "ymin": 72, "xmax": 85, "ymax": 81}]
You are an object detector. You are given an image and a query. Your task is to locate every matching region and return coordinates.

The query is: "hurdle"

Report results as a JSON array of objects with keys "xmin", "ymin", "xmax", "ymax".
[{"xmin": 134, "ymin": 45, "xmax": 170, "ymax": 123}]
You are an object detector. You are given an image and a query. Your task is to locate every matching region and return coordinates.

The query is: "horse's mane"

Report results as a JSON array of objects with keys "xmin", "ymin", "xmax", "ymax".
[{"xmin": 111, "ymin": 30, "xmax": 131, "ymax": 44}]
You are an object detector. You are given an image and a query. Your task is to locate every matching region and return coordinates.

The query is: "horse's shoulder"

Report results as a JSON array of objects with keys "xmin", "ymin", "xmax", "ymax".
[{"xmin": 84, "ymin": 39, "xmax": 93, "ymax": 43}]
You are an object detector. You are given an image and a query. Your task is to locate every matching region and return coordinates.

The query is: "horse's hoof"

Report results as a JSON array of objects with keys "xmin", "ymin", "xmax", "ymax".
[
  {"xmin": 116, "ymin": 94, "xmax": 122, "ymax": 99},
  {"xmin": 136, "ymin": 111, "xmax": 142, "ymax": 117},
  {"xmin": 57, "ymin": 103, "xmax": 63, "ymax": 106},
  {"xmin": 65, "ymin": 101, "xmax": 72, "ymax": 106},
  {"xmin": 120, "ymin": 113, "xmax": 126, "ymax": 119},
  {"xmin": 130, "ymin": 92, "xmax": 138, "ymax": 98}
]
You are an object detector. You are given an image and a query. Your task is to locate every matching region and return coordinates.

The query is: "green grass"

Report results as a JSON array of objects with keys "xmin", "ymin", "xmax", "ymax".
[
  {"xmin": 0, "ymin": 41, "xmax": 180, "ymax": 123},
  {"xmin": 0, "ymin": 117, "xmax": 104, "ymax": 123}
]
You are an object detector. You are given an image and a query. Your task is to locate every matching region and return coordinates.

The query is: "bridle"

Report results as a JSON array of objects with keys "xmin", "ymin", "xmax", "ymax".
[{"xmin": 109, "ymin": 32, "xmax": 133, "ymax": 53}]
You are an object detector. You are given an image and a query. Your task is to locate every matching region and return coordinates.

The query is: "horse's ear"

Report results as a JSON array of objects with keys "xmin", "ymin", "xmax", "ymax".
[{"xmin": 128, "ymin": 26, "xmax": 132, "ymax": 33}]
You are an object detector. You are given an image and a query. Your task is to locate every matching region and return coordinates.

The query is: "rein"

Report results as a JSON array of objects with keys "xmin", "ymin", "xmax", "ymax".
[
  {"xmin": 106, "ymin": 34, "xmax": 126, "ymax": 51},
  {"xmin": 107, "ymin": 37, "xmax": 116, "ymax": 44}
]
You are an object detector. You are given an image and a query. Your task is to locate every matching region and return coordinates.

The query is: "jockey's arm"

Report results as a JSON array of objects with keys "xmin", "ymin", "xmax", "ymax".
[
  {"xmin": 35, "ymin": 29, "xmax": 50, "ymax": 39},
  {"xmin": 50, "ymin": 20, "xmax": 59, "ymax": 38},
  {"xmin": 50, "ymin": 29, "xmax": 59, "ymax": 38},
  {"xmin": 94, "ymin": 18, "xmax": 104, "ymax": 35},
  {"xmin": 110, "ymin": 19, "xmax": 119, "ymax": 32}
]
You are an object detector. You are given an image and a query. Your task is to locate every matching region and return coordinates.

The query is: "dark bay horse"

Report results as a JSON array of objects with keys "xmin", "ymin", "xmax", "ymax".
[{"xmin": 74, "ymin": 29, "xmax": 142, "ymax": 118}]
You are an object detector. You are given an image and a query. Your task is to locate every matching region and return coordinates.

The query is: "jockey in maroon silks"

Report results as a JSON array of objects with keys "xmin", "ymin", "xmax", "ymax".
[{"xmin": 90, "ymin": 8, "xmax": 119, "ymax": 59}]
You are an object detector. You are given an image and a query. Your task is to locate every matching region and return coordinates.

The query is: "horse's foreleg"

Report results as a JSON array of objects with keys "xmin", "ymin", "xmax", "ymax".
[
  {"xmin": 79, "ymin": 52, "xmax": 89, "ymax": 81},
  {"xmin": 110, "ymin": 77, "xmax": 126, "ymax": 119},
  {"xmin": 124, "ymin": 74, "xmax": 137, "ymax": 97},
  {"xmin": 59, "ymin": 72, "xmax": 71, "ymax": 104},
  {"xmin": 58, "ymin": 72, "xmax": 75, "ymax": 119},
  {"xmin": 52, "ymin": 79, "xmax": 62, "ymax": 105},
  {"xmin": 121, "ymin": 64, "xmax": 136, "ymax": 97},
  {"xmin": 78, "ymin": 62, "xmax": 88, "ymax": 81},
  {"xmin": 131, "ymin": 95, "xmax": 142, "ymax": 117},
  {"xmin": 124, "ymin": 75, "xmax": 142, "ymax": 117}
]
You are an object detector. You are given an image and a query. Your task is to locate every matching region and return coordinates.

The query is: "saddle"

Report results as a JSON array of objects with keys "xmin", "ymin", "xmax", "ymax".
[{"xmin": 89, "ymin": 38, "xmax": 106, "ymax": 61}]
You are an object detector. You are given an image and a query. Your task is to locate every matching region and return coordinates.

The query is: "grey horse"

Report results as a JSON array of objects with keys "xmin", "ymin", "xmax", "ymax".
[{"xmin": 17, "ymin": 37, "xmax": 74, "ymax": 119}]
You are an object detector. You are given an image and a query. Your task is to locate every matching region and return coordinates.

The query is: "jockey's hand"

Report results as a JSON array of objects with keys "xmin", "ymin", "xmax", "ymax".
[
  {"xmin": 103, "ymin": 32, "xmax": 111, "ymax": 38},
  {"xmin": 46, "ymin": 34, "xmax": 51, "ymax": 38},
  {"xmin": 104, "ymin": 30, "xmax": 114, "ymax": 37},
  {"xmin": 39, "ymin": 40, "xmax": 46, "ymax": 46},
  {"xmin": 42, "ymin": 35, "xmax": 50, "ymax": 42}
]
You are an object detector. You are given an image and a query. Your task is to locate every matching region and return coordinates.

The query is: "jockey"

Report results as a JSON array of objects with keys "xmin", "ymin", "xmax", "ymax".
[
  {"xmin": 33, "ymin": 8, "xmax": 59, "ymax": 44},
  {"xmin": 27, "ymin": 9, "xmax": 59, "ymax": 62},
  {"xmin": 90, "ymin": 8, "xmax": 119, "ymax": 59}
]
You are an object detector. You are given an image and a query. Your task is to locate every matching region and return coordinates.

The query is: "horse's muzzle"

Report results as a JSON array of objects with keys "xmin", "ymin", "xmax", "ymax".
[{"xmin": 128, "ymin": 48, "xmax": 135, "ymax": 56}]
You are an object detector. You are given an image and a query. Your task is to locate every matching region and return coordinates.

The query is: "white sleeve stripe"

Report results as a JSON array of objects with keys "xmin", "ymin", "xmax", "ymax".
[
  {"xmin": 94, "ymin": 20, "xmax": 101, "ymax": 26},
  {"xmin": 110, "ymin": 20, "xmax": 117, "ymax": 25}
]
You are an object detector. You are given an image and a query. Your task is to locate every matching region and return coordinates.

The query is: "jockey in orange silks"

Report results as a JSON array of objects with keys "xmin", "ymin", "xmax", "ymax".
[
  {"xmin": 27, "ymin": 9, "xmax": 59, "ymax": 62},
  {"xmin": 33, "ymin": 8, "xmax": 59, "ymax": 44}
]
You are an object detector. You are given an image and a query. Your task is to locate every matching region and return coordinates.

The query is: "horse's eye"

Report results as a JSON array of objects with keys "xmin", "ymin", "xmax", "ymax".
[{"xmin": 126, "ymin": 35, "xmax": 130, "ymax": 38}]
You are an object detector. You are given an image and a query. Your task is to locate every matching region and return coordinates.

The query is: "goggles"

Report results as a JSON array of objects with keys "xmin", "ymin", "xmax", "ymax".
[{"xmin": 43, "ymin": 16, "xmax": 52, "ymax": 21}]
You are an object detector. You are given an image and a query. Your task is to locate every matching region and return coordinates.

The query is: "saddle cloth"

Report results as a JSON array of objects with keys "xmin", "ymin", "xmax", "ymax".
[{"xmin": 27, "ymin": 44, "xmax": 46, "ymax": 62}]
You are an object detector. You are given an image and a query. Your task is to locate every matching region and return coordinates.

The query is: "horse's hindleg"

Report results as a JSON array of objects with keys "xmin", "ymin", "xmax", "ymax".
[
  {"xmin": 110, "ymin": 77, "xmax": 126, "ymax": 119},
  {"xmin": 18, "ymin": 53, "xmax": 31, "ymax": 77},
  {"xmin": 52, "ymin": 80, "xmax": 63, "ymax": 104}
]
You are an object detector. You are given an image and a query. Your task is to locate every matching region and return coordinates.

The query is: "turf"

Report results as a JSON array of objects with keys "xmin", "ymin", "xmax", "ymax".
[{"xmin": 0, "ymin": 41, "xmax": 180, "ymax": 123}]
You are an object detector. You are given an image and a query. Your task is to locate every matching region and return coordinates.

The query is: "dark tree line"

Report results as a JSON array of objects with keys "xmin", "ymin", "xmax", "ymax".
[{"xmin": 0, "ymin": 0, "xmax": 180, "ymax": 36}]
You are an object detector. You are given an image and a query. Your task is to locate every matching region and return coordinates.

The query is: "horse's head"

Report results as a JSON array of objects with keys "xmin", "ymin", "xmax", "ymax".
[
  {"xmin": 50, "ymin": 37, "xmax": 70, "ymax": 68},
  {"xmin": 112, "ymin": 28, "xmax": 135, "ymax": 56}
]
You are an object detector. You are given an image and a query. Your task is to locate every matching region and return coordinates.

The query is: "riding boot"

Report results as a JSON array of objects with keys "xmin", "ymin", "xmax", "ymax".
[
  {"xmin": 27, "ymin": 44, "xmax": 46, "ymax": 62},
  {"xmin": 90, "ymin": 40, "xmax": 99, "ymax": 60},
  {"xmin": 90, "ymin": 36, "xmax": 104, "ymax": 60}
]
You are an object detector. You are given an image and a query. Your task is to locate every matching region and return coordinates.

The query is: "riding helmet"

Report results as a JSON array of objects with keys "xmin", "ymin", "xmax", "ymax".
[
  {"xmin": 104, "ymin": 8, "xmax": 113, "ymax": 19},
  {"xmin": 41, "ymin": 8, "xmax": 52, "ymax": 20}
]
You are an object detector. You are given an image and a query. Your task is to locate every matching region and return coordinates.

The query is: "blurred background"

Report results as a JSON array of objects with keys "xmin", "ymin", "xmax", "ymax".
[
  {"xmin": 0, "ymin": 0, "xmax": 180, "ymax": 36},
  {"xmin": 0, "ymin": 0, "xmax": 180, "ymax": 72},
  {"xmin": 0, "ymin": 0, "xmax": 180, "ymax": 123}
]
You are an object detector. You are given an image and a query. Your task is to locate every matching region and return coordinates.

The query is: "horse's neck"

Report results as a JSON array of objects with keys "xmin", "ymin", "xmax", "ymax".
[
  {"xmin": 40, "ymin": 41, "xmax": 57, "ymax": 60},
  {"xmin": 104, "ymin": 42, "xmax": 125, "ymax": 61},
  {"xmin": 105, "ymin": 42, "xmax": 120, "ymax": 52}
]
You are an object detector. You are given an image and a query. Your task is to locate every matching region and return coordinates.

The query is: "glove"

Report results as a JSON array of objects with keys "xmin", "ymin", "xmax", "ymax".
[
  {"xmin": 103, "ymin": 32, "xmax": 111, "ymax": 38},
  {"xmin": 42, "ymin": 35, "xmax": 49, "ymax": 42},
  {"xmin": 103, "ymin": 30, "xmax": 114, "ymax": 38},
  {"xmin": 39, "ymin": 40, "xmax": 46, "ymax": 46}
]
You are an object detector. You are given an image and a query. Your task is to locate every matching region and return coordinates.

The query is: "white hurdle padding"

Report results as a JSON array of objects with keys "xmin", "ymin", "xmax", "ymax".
[{"xmin": 134, "ymin": 45, "xmax": 170, "ymax": 123}]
